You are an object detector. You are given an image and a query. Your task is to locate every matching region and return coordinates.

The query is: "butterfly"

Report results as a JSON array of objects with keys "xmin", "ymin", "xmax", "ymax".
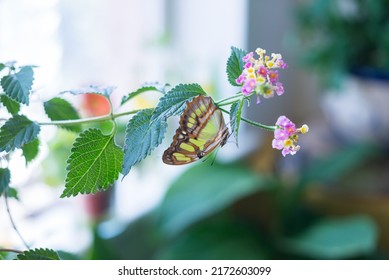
[{"xmin": 163, "ymin": 95, "xmax": 229, "ymax": 165}]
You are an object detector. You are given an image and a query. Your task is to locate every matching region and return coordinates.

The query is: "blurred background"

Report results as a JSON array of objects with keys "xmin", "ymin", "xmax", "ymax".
[{"xmin": 1, "ymin": 0, "xmax": 388, "ymax": 259}]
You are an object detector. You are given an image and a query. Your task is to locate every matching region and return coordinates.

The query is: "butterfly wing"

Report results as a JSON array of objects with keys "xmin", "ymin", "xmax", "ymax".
[{"xmin": 163, "ymin": 95, "xmax": 229, "ymax": 165}]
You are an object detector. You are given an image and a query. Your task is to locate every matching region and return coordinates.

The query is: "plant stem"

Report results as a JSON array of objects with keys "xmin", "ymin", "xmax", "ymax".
[
  {"xmin": 0, "ymin": 248, "xmax": 23, "ymax": 254},
  {"xmin": 218, "ymin": 107, "xmax": 276, "ymax": 131},
  {"xmin": 4, "ymin": 190, "xmax": 30, "ymax": 250},
  {"xmin": 217, "ymin": 99, "xmax": 242, "ymax": 107},
  {"xmin": 38, "ymin": 108, "xmax": 148, "ymax": 126},
  {"xmin": 215, "ymin": 92, "xmax": 243, "ymax": 106}
]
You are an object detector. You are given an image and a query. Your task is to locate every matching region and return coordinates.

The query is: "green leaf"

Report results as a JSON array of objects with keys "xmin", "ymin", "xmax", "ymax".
[
  {"xmin": 226, "ymin": 46, "xmax": 247, "ymax": 86},
  {"xmin": 157, "ymin": 216, "xmax": 269, "ymax": 260},
  {"xmin": 0, "ymin": 168, "xmax": 11, "ymax": 196},
  {"xmin": 21, "ymin": 138, "xmax": 40, "ymax": 164},
  {"xmin": 0, "ymin": 115, "xmax": 40, "ymax": 152},
  {"xmin": 0, "ymin": 94, "xmax": 20, "ymax": 115},
  {"xmin": 61, "ymin": 85, "xmax": 116, "ymax": 98},
  {"xmin": 151, "ymin": 83, "xmax": 206, "ymax": 122},
  {"xmin": 15, "ymin": 248, "xmax": 60, "ymax": 260},
  {"xmin": 122, "ymin": 108, "xmax": 167, "ymax": 176},
  {"xmin": 121, "ymin": 82, "xmax": 169, "ymax": 106},
  {"xmin": 0, "ymin": 63, "xmax": 5, "ymax": 72},
  {"xmin": 44, "ymin": 97, "xmax": 81, "ymax": 132},
  {"xmin": 61, "ymin": 128, "xmax": 123, "ymax": 197},
  {"xmin": 229, "ymin": 99, "xmax": 244, "ymax": 147},
  {"xmin": 6, "ymin": 187, "xmax": 19, "ymax": 200},
  {"xmin": 299, "ymin": 143, "xmax": 374, "ymax": 186},
  {"xmin": 158, "ymin": 161, "xmax": 265, "ymax": 236},
  {"xmin": 1, "ymin": 66, "xmax": 34, "ymax": 105},
  {"xmin": 281, "ymin": 216, "xmax": 378, "ymax": 259},
  {"xmin": 104, "ymin": 212, "xmax": 161, "ymax": 260}
]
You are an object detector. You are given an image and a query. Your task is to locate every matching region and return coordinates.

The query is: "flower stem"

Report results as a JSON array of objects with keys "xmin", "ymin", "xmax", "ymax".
[
  {"xmin": 0, "ymin": 248, "xmax": 23, "ymax": 254},
  {"xmin": 4, "ymin": 189, "xmax": 30, "ymax": 250},
  {"xmin": 217, "ymin": 99, "xmax": 242, "ymax": 107},
  {"xmin": 218, "ymin": 107, "xmax": 276, "ymax": 131},
  {"xmin": 215, "ymin": 93, "xmax": 243, "ymax": 106},
  {"xmin": 38, "ymin": 108, "xmax": 148, "ymax": 126}
]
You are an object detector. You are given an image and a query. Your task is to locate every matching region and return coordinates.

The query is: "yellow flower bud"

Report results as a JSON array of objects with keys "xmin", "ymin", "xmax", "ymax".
[{"xmin": 300, "ymin": 124, "xmax": 309, "ymax": 134}]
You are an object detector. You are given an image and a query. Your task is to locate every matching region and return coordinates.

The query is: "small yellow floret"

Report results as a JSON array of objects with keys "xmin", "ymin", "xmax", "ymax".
[
  {"xmin": 256, "ymin": 76, "xmax": 266, "ymax": 84},
  {"xmin": 266, "ymin": 61, "xmax": 275, "ymax": 68},
  {"xmin": 256, "ymin": 48, "xmax": 266, "ymax": 56},
  {"xmin": 301, "ymin": 124, "xmax": 309, "ymax": 134},
  {"xmin": 284, "ymin": 139, "xmax": 293, "ymax": 147},
  {"xmin": 247, "ymin": 67, "xmax": 255, "ymax": 74}
]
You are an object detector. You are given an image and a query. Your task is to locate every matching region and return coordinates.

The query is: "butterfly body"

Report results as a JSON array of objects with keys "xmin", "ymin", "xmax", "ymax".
[{"xmin": 163, "ymin": 95, "xmax": 229, "ymax": 165}]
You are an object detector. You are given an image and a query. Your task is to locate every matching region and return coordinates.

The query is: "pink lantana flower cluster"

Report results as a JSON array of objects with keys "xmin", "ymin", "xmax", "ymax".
[
  {"xmin": 272, "ymin": 116, "xmax": 309, "ymax": 157},
  {"xmin": 235, "ymin": 48, "xmax": 288, "ymax": 103}
]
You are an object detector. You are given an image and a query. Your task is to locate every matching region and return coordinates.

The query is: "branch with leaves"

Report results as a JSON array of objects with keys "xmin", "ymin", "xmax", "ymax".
[{"xmin": 0, "ymin": 47, "xmax": 309, "ymax": 259}]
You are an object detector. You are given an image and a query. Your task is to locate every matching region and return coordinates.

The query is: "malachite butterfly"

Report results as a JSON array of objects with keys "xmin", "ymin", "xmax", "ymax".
[{"xmin": 163, "ymin": 95, "xmax": 229, "ymax": 165}]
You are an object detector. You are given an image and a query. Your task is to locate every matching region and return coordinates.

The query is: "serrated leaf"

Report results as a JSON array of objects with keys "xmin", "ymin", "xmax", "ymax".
[
  {"xmin": 1, "ymin": 66, "xmax": 34, "ymax": 105},
  {"xmin": 0, "ymin": 94, "xmax": 20, "ymax": 115},
  {"xmin": 15, "ymin": 248, "xmax": 60, "ymax": 260},
  {"xmin": 0, "ymin": 115, "xmax": 40, "ymax": 152},
  {"xmin": 226, "ymin": 46, "xmax": 247, "ymax": 86},
  {"xmin": 151, "ymin": 83, "xmax": 206, "ymax": 122},
  {"xmin": 21, "ymin": 138, "xmax": 39, "ymax": 164},
  {"xmin": 61, "ymin": 128, "xmax": 123, "ymax": 197},
  {"xmin": 0, "ymin": 168, "xmax": 11, "ymax": 196},
  {"xmin": 229, "ymin": 99, "xmax": 244, "ymax": 147},
  {"xmin": 44, "ymin": 97, "xmax": 81, "ymax": 132},
  {"xmin": 122, "ymin": 108, "xmax": 167, "ymax": 176},
  {"xmin": 61, "ymin": 85, "xmax": 116, "ymax": 98},
  {"xmin": 121, "ymin": 82, "xmax": 169, "ymax": 105}
]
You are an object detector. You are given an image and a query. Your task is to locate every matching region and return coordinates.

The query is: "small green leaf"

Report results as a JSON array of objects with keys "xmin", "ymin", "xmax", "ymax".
[
  {"xmin": 151, "ymin": 83, "xmax": 206, "ymax": 122},
  {"xmin": 7, "ymin": 187, "xmax": 19, "ymax": 200},
  {"xmin": 0, "ymin": 168, "xmax": 11, "ymax": 196},
  {"xmin": 229, "ymin": 99, "xmax": 244, "ymax": 147},
  {"xmin": 61, "ymin": 128, "xmax": 123, "ymax": 197},
  {"xmin": 21, "ymin": 138, "xmax": 40, "ymax": 164},
  {"xmin": 0, "ymin": 63, "xmax": 6, "ymax": 72},
  {"xmin": 61, "ymin": 85, "xmax": 116, "ymax": 98},
  {"xmin": 15, "ymin": 248, "xmax": 60, "ymax": 260},
  {"xmin": 121, "ymin": 82, "xmax": 169, "ymax": 106},
  {"xmin": 281, "ymin": 216, "xmax": 378, "ymax": 259},
  {"xmin": 0, "ymin": 94, "xmax": 20, "ymax": 115},
  {"xmin": 1, "ymin": 66, "xmax": 34, "ymax": 105},
  {"xmin": 122, "ymin": 108, "xmax": 167, "ymax": 176},
  {"xmin": 3, "ymin": 61, "xmax": 16, "ymax": 70},
  {"xmin": 226, "ymin": 46, "xmax": 247, "ymax": 86},
  {"xmin": 0, "ymin": 115, "xmax": 40, "ymax": 152},
  {"xmin": 158, "ymin": 161, "xmax": 265, "ymax": 236},
  {"xmin": 44, "ymin": 97, "xmax": 81, "ymax": 132}
]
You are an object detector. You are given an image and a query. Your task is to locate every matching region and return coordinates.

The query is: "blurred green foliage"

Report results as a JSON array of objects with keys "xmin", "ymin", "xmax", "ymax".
[
  {"xmin": 157, "ymin": 162, "xmax": 266, "ymax": 237},
  {"xmin": 295, "ymin": 0, "xmax": 389, "ymax": 87},
  {"xmin": 281, "ymin": 216, "xmax": 377, "ymax": 259},
  {"xmin": 73, "ymin": 142, "xmax": 386, "ymax": 260}
]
